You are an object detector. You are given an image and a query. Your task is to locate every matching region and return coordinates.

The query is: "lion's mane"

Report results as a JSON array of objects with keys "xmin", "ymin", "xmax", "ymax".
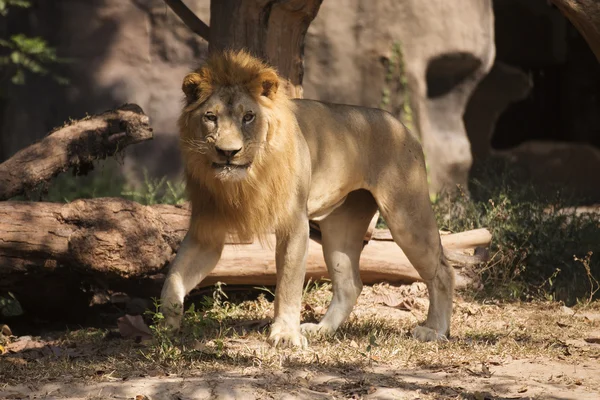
[{"xmin": 178, "ymin": 50, "xmax": 300, "ymax": 245}]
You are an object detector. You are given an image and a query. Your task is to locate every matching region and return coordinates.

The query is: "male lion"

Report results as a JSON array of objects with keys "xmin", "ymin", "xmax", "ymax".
[{"xmin": 160, "ymin": 50, "xmax": 454, "ymax": 347}]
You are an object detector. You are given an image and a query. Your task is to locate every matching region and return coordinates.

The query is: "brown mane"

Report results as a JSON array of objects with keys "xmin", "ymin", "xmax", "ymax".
[{"xmin": 178, "ymin": 50, "xmax": 299, "ymax": 245}]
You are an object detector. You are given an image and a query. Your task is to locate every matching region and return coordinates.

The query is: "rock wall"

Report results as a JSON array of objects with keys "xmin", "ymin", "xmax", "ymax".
[
  {"xmin": 304, "ymin": 0, "xmax": 496, "ymax": 194},
  {"xmin": 1, "ymin": 0, "xmax": 598, "ymax": 199},
  {"xmin": 0, "ymin": 0, "xmax": 210, "ymax": 181}
]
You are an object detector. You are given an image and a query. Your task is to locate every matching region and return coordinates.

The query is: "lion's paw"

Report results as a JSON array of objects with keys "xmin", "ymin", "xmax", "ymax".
[
  {"xmin": 161, "ymin": 313, "xmax": 183, "ymax": 332},
  {"xmin": 412, "ymin": 326, "xmax": 449, "ymax": 342},
  {"xmin": 268, "ymin": 323, "xmax": 308, "ymax": 349},
  {"xmin": 300, "ymin": 322, "xmax": 335, "ymax": 337},
  {"xmin": 159, "ymin": 299, "xmax": 184, "ymax": 332}
]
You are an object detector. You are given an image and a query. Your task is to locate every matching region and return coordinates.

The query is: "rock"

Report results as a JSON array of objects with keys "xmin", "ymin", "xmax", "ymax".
[
  {"xmin": 304, "ymin": 0, "xmax": 495, "ymax": 194},
  {"xmin": 496, "ymin": 141, "xmax": 600, "ymax": 200}
]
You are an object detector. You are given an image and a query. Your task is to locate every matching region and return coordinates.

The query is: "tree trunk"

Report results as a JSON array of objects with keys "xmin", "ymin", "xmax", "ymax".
[
  {"xmin": 0, "ymin": 104, "xmax": 153, "ymax": 201},
  {"xmin": 209, "ymin": 0, "xmax": 323, "ymax": 98},
  {"xmin": 551, "ymin": 0, "xmax": 600, "ymax": 63}
]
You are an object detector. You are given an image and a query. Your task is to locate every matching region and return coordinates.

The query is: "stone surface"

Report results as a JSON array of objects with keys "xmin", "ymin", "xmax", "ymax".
[
  {"xmin": 0, "ymin": 0, "xmax": 210, "ymax": 181},
  {"xmin": 1, "ymin": 0, "xmax": 599, "ymax": 198},
  {"xmin": 497, "ymin": 141, "xmax": 600, "ymax": 200},
  {"xmin": 304, "ymin": 0, "xmax": 496, "ymax": 194}
]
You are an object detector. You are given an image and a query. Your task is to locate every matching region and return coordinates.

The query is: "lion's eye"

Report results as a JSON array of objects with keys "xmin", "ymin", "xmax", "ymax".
[
  {"xmin": 243, "ymin": 112, "xmax": 255, "ymax": 124},
  {"xmin": 204, "ymin": 113, "xmax": 217, "ymax": 122}
]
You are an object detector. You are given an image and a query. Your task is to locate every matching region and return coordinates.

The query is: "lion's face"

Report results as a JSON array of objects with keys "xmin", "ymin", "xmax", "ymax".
[
  {"xmin": 184, "ymin": 86, "xmax": 270, "ymax": 182},
  {"xmin": 179, "ymin": 50, "xmax": 299, "ymax": 243}
]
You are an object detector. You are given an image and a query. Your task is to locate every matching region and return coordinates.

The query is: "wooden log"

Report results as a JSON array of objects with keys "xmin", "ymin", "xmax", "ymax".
[
  {"xmin": 0, "ymin": 104, "xmax": 153, "ymax": 201},
  {"xmin": 0, "ymin": 199, "xmax": 491, "ymax": 288},
  {"xmin": 202, "ymin": 229, "xmax": 491, "ymax": 287}
]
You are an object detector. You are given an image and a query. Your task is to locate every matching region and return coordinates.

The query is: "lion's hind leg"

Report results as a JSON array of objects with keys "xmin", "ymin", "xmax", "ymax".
[
  {"xmin": 301, "ymin": 190, "xmax": 378, "ymax": 337},
  {"xmin": 374, "ymin": 187, "xmax": 455, "ymax": 342}
]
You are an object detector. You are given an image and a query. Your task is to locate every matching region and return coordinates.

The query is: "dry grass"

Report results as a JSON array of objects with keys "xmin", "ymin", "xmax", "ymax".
[{"xmin": 1, "ymin": 283, "xmax": 599, "ymax": 394}]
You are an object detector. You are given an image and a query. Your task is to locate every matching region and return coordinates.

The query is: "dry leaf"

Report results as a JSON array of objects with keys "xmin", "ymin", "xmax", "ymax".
[
  {"xmin": 1, "ymin": 324, "xmax": 12, "ymax": 336},
  {"xmin": 3, "ymin": 356, "xmax": 28, "ymax": 366},
  {"xmin": 117, "ymin": 314, "xmax": 153, "ymax": 341},
  {"xmin": 5, "ymin": 336, "xmax": 45, "ymax": 353},
  {"xmin": 373, "ymin": 292, "xmax": 401, "ymax": 307},
  {"xmin": 373, "ymin": 292, "xmax": 417, "ymax": 311},
  {"xmin": 561, "ymin": 306, "xmax": 575, "ymax": 316},
  {"xmin": 584, "ymin": 335, "xmax": 600, "ymax": 344}
]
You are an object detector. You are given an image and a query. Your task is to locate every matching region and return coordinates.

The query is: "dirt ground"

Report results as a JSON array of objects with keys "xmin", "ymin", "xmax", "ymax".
[{"xmin": 1, "ymin": 283, "xmax": 599, "ymax": 400}]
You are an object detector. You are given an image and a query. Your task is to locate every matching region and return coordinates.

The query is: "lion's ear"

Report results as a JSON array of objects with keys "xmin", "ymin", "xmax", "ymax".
[
  {"xmin": 260, "ymin": 71, "xmax": 279, "ymax": 100},
  {"xmin": 182, "ymin": 72, "xmax": 203, "ymax": 103}
]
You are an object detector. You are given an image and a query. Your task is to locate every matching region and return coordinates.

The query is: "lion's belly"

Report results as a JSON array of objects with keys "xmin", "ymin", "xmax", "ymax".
[
  {"xmin": 306, "ymin": 175, "xmax": 363, "ymax": 221},
  {"xmin": 304, "ymin": 148, "xmax": 366, "ymax": 222},
  {"xmin": 307, "ymin": 195, "xmax": 347, "ymax": 221}
]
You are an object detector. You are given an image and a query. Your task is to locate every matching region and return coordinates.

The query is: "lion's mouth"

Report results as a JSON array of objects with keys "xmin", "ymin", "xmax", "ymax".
[{"xmin": 212, "ymin": 162, "xmax": 252, "ymax": 171}]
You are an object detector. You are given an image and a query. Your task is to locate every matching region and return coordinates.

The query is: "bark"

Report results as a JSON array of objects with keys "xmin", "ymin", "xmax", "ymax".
[
  {"xmin": 0, "ymin": 104, "xmax": 153, "ymax": 201},
  {"xmin": 0, "ymin": 198, "xmax": 491, "ymax": 285},
  {"xmin": 550, "ymin": 0, "xmax": 600, "ymax": 63},
  {"xmin": 209, "ymin": 0, "xmax": 323, "ymax": 98}
]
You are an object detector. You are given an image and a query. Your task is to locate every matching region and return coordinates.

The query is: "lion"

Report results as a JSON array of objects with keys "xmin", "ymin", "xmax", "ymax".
[{"xmin": 160, "ymin": 50, "xmax": 455, "ymax": 347}]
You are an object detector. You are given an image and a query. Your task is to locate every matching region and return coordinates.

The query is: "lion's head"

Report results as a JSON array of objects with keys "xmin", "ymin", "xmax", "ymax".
[{"xmin": 178, "ymin": 50, "xmax": 299, "ymax": 243}]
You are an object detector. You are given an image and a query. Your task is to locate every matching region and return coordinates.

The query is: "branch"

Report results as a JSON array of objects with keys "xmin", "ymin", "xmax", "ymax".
[
  {"xmin": 0, "ymin": 104, "xmax": 153, "ymax": 201},
  {"xmin": 164, "ymin": 0, "xmax": 210, "ymax": 42}
]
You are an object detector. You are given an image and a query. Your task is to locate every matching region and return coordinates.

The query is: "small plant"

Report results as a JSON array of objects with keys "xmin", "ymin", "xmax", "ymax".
[
  {"xmin": 122, "ymin": 170, "xmax": 186, "ymax": 205},
  {"xmin": 380, "ymin": 40, "xmax": 413, "ymax": 131},
  {"xmin": 143, "ymin": 283, "xmax": 236, "ymax": 364},
  {"xmin": 574, "ymin": 252, "xmax": 599, "ymax": 305},
  {"xmin": 0, "ymin": 1, "xmax": 67, "ymax": 86},
  {"xmin": 143, "ymin": 299, "xmax": 182, "ymax": 364}
]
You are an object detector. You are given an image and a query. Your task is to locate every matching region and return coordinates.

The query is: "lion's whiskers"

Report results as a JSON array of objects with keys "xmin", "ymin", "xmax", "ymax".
[{"xmin": 181, "ymin": 138, "xmax": 211, "ymax": 154}]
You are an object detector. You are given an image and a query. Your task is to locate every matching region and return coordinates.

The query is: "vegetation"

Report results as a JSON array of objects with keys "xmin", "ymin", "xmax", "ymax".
[
  {"xmin": 380, "ymin": 40, "xmax": 413, "ymax": 131},
  {"xmin": 20, "ymin": 159, "xmax": 186, "ymax": 205},
  {"xmin": 0, "ymin": 0, "xmax": 67, "ymax": 86},
  {"xmin": 433, "ymin": 160, "xmax": 599, "ymax": 305}
]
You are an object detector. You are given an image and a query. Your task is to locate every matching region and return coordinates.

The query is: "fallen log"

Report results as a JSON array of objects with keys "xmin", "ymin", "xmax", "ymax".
[
  {"xmin": 0, "ymin": 199, "xmax": 491, "ymax": 288},
  {"xmin": 203, "ymin": 228, "xmax": 491, "ymax": 288},
  {"xmin": 0, "ymin": 104, "xmax": 153, "ymax": 201}
]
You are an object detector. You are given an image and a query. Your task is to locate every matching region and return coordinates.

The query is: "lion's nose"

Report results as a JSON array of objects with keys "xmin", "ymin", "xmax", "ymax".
[{"xmin": 215, "ymin": 146, "xmax": 242, "ymax": 158}]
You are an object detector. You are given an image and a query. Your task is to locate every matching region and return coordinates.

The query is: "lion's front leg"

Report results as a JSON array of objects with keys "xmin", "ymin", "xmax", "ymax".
[
  {"xmin": 160, "ymin": 231, "xmax": 225, "ymax": 330},
  {"xmin": 268, "ymin": 214, "xmax": 310, "ymax": 349}
]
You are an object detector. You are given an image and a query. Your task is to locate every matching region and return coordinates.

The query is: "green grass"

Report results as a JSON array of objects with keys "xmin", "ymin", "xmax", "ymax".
[{"xmin": 16, "ymin": 159, "xmax": 186, "ymax": 205}]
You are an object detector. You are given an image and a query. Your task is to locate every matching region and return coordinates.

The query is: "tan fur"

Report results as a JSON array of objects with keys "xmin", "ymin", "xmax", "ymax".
[
  {"xmin": 161, "ymin": 50, "xmax": 455, "ymax": 348},
  {"xmin": 179, "ymin": 50, "xmax": 298, "ymax": 245}
]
